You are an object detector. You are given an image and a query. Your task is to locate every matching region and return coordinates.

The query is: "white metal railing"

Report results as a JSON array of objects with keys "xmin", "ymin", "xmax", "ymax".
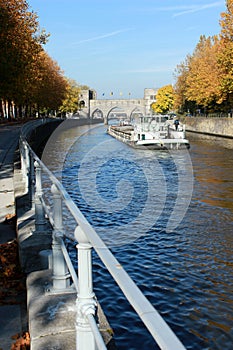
[{"xmin": 19, "ymin": 120, "xmax": 186, "ymax": 350}]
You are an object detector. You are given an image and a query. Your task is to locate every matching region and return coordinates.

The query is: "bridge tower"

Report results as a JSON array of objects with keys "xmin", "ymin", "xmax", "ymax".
[
  {"xmin": 144, "ymin": 88, "xmax": 157, "ymax": 114},
  {"xmin": 78, "ymin": 89, "xmax": 97, "ymax": 117}
]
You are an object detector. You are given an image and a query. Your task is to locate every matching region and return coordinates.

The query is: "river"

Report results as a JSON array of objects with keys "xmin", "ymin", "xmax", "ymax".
[{"xmin": 42, "ymin": 122, "xmax": 233, "ymax": 350}]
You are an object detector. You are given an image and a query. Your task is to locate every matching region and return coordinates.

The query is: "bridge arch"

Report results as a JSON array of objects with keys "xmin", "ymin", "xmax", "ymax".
[
  {"xmin": 105, "ymin": 105, "xmax": 128, "ymax": 124},
  {"xmin": 90, "ymin": 99, "xmax": 148, "ymax": 124},
  {"xmin": 91, "ymin": 108, "xmax": 104, "ymax": 119},
  {"xmin": 79, "ymin": 88, "xmax": 157, "ymax": 123},
  {"xmin": 129, "ymin": 106, "xmax": 145, "ymax": 121}
]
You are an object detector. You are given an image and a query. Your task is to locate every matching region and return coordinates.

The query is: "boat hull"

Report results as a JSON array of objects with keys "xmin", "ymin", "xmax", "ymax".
[{"xmin": 107, "ymin": 126, "xmax": 190, "ymax": 150}]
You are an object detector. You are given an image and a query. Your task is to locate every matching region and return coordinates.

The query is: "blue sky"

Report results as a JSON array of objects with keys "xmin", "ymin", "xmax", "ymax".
[{"xmin": 28, "ymin": 0, "xmax": 226, "ymax": 99}]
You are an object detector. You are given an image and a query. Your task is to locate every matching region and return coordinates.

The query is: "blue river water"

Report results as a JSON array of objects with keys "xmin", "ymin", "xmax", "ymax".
[{"xmin": 44, "ymin": 123, "xmax": 233, "ymax": 350}]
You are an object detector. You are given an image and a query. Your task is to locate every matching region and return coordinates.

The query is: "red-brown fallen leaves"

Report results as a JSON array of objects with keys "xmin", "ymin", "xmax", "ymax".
[
  {"xmin": 0, "ymin": 239, "xmax": 25, "ymax": 304},
  {"xmin": 4, "ymin": 213, "xmax": 16, "ymax": 222},
  {"xmin": 0, "ymin": 217, "xmax": 30, "ymax": 348},
  {"xmin": 10, "ymin": 332, "xmax": 30, "ymax": 350}
]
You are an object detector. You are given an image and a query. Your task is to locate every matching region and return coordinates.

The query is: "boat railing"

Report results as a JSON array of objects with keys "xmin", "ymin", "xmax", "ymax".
[{"xmin": 19, "ymin": 121, "xmax": 186, "ymax": 350}]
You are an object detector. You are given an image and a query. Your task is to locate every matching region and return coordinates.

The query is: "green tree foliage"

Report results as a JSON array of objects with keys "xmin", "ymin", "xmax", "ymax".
[{"xmin": 151, "ymin": 85, "xmax": 174, "ymax": 114}]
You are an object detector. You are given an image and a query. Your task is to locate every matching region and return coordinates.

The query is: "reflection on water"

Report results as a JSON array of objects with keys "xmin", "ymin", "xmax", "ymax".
[
  {"xmin": 188, "ymin": 135, "xmax": 233, "ymax": 212},
  {"xmin": 52, "ymin": 125, "xmax": 233, "ymax": 350}
]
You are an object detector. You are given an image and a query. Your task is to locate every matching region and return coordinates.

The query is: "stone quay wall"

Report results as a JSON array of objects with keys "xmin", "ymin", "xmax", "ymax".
[{"xmin": 182, "ymin": 117, "xmax": 233, "ymax": 138}]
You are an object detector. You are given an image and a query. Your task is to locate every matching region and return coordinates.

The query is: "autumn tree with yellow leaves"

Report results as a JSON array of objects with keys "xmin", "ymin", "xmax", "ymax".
[
  {"xmin": 218, "ymin": 0, "xmax": 233, "ymax": 106},
  {"xmin": 173, "ymin": 0, "xmax": 233, "ymax": 115},
  {"xmin": 1, "ymin": 0, "xmax": 41, "ymax": 117},
  {"xmin": 59, "ymin": 79, "xmax": 81, "ymax": 115},
  {"xmin": 33, "ymin": 51, "xmax": 68, "ymax": 114},
  {"xmin": 0, "ymin": 0, "xmax": 81, "ymax": 119},
  {"xmin": 186, "ymin": 36, "xmax": 222, "ymax": 105},
  {"xmin": 151, "ymin": 85, "xmax": 174, "ymax": 114}
]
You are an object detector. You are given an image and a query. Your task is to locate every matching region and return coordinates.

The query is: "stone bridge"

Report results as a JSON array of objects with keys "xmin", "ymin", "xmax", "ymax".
[
  {"xmin": 90, "ymin": 98, "xmax": 146, "ymax": 123},
  {"xmin": 78, "ymin": 88, "xmax": 157, "ymax": 124}
]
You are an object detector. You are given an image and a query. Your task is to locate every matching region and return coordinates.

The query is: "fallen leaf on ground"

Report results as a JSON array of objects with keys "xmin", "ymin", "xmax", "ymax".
[{"xmin": 11, "ymin": 332, "xmax": 30, "ymax": 349}]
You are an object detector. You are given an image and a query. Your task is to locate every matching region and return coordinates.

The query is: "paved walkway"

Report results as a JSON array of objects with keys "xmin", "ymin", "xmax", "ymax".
[
  {"xmin": 0, "ymin": 125, "xmax": 21, "ymax": 224},
  {"xmin": 0, "ymin": 124, "xmax": 27, "ymax": 350}
]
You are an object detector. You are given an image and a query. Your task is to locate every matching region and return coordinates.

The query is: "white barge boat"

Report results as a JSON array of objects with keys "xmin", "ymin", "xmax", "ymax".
[{"xmin": 107, "ymin": 114, "xmax": 190, "ymax": 150}]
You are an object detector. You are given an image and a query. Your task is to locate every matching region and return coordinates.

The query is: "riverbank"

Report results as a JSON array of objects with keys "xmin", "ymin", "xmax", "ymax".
[{"xmin": 181, "ymin": 116, "xmax": 233, "ymax": 138}]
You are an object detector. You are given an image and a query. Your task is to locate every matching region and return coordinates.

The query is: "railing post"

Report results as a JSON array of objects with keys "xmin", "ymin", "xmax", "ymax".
[
  {"xmin": 24, "ymin": 143, "xmax": 30, "ymax": 191},
  {"xmin": 74, "ymin": 226, "xmax": 97, "ymax": 350},
  {"xmin": 51, "ymin": 184, "xmax": 70, "ymax": 291},
  {"xmin": 29, "ymin": 151, "xmax": 35, "ymax": 209},
  {"xmin": 20, "ymin": 140, "xmax": 27, "ymax": 181},
  {"xmin": 34, "ymin": 161, "xmax": 46, "ymax": 232}
]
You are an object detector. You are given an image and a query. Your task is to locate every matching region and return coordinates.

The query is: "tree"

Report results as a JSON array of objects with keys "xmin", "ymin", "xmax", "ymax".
[
  {"xmin": 0, "ymin": 0, "xmax": 41, "ymax": 99},
  {"xmin": 0, "ymin": 0, "xmax": 48, "ymax": 118},
  {"xmin": 33, "ymin": 51, "xmax": 68, "ymax": 114},
  {"xmin": 59, "ymin": 82, "xmax": 91, "ymax": 114},
  {"xmin": 174, "ymin": 35, "xmax": 225, "ymax": 114},
  {"xmin": 185, "ymin": 35, "xmax": 223, "ymax": 108},
  {"xmin": 0, "ymin": 0, "xmax": 89, "ymax": 119},
  {"xmin": 59, "ymin": 79, "xmax": 81, "ymax": 114},
  {"xmin": 151, "ymin": 85, "xmax": 174, "ymax": 114},
  {"xmin": 174, "ymin": 56, "xmax": 194, "ymax": 113},
  {"xmin": 218, "ymin": 0, "xmax": 233, "ymax": 106},
  {"xmin": 0, "ymin": 0, "xmax": 67, "ymax": 118},
  {"xmin": 173, "ymin": 0, "xmax": 233, "ymax": 114},
  {"xmin": 220, "ymin": 0, "xmax": 233, "ymax": 40}
]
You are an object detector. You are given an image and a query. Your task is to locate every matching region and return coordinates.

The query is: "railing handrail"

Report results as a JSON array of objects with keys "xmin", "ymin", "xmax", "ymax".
[{"xmin": 20, "ymin": 121, "xmax": 186, "ymax": 350}]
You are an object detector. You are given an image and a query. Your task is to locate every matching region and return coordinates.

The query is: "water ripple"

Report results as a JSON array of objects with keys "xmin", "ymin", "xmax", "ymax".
[{"xmin": 61, "ymin": 126, "xmax": 233, "ymax": 350}]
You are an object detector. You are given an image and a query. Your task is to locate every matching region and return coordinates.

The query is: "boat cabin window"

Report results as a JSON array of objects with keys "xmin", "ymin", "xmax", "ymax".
[
  {"xmin": 140, "ymin": 117, "xmax": 149, "ymax": 123},
  {"xmin": 155, "ymin": 116, "xmax": 168, "ymax": 123},
  {"xmin": 142, "ymin": 134, "xmax": 145, "ymax": 140},
  {"xmin": 138, "ymin": 134, "xmax": 140, "ymax": 140}
]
